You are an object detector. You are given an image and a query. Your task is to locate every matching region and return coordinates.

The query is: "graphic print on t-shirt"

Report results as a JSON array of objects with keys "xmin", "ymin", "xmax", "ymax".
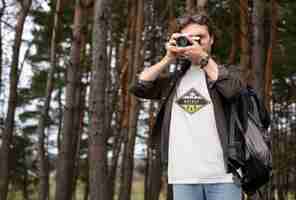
[{"xmin": 176, "ymin": 88, "xmax": 210, "ymax": 114}]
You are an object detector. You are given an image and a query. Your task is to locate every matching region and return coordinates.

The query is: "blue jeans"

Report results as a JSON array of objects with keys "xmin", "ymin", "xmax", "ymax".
[{"xmin": 173, "ymin": 183, "xmax": 242, "ymax": 200}]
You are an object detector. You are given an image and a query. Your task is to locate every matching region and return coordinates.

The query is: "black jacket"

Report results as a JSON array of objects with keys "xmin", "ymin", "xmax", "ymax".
[{"xmin": 129, "ymin": 64, "xmax": 245, "ymax": 173}]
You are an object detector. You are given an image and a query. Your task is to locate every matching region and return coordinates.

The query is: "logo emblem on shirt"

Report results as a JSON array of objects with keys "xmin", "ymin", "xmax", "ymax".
[{"xmin": 176, "ymin": 88, "xmax": 210, "ymax": 114}]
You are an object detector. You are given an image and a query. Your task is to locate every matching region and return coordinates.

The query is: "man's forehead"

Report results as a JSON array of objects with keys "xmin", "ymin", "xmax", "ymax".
[{"xmin": 181, "ymin": 24, "xmax": 209, "ymax": 35}]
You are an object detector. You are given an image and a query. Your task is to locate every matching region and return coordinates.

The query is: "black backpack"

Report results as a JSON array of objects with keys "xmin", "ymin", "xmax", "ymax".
[{"xmin": 228, "ymin": 85, "xmax": 272, "ymax": 196}]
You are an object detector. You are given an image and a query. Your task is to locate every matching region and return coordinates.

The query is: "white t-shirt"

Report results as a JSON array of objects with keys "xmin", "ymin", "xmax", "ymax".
[{"xmin": 168, "ymin": 65, "xmax": 234, "ymax": 184}]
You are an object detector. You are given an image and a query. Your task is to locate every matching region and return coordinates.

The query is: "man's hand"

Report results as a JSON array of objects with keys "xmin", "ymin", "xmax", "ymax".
[
  {"xmin": 138, "ymin": 33, "xmax": 187, "ymax": 81},
  {"xmin": 178, "ymin": 35, "xmax": 218, "ymax": 81},
  {"xmin": 165, "ymin": 33, "xmax": 188, "ymax": 63},
  {"xmin": 181, "ymin": 36, "xmax": 208, "ymax": 65}
]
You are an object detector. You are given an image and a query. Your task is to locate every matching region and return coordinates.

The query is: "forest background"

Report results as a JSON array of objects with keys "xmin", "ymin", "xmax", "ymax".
[{"xmin": 0, "ymin": 0, "xmax": 295, "ymax": 200}]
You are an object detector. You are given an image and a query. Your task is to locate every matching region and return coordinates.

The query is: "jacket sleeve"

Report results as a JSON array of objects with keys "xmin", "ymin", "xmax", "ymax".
[
  {"xmin": 128, "ymin": 73, "xmax": 171, "ymax": 100},
  {"xmin": 207, "ymin": 64, "xmax": 244, "ymax": 100}
]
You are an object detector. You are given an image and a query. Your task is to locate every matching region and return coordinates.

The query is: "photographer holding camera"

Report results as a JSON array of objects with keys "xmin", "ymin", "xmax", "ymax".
[{"xmin": 129, "ymin": 11, "xmax": 244, "ymax": 200}]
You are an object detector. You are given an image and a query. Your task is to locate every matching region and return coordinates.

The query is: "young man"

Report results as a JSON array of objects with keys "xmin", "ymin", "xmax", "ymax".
[{"xmin": 129, "ymin": 12, "xmax": 244, "ymax": 200}]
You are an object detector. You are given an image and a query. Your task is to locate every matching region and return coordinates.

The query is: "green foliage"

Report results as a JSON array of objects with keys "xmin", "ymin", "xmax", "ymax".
[
  {"xmin": 18, "ymin": 110, "xmax": 39, "ymax": 123},
  {"xmin": 110, "ymin": 0, "xmax": 128, "ymax": 44},
  {"xmin": 31, "ymin": 69, "xmax": 48, "ymax": 98},
  {"xmin": 8, "ymin": 130, "xmax": 37, "ymax": 198},
  {"xmin": 17, "ymin": 88, "xmax": 35, "ymax": 106}
]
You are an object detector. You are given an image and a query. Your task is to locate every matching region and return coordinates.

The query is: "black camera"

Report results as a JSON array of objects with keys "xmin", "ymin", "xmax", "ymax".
[{"xmin": 176, "ymin": 35, "xmax": 201, "ymax": 47}]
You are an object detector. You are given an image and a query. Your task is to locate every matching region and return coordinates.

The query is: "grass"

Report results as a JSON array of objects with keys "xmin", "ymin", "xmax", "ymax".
[{"xmin": 8, "ymin": 173, "xmax": 167, "ymax": 200}]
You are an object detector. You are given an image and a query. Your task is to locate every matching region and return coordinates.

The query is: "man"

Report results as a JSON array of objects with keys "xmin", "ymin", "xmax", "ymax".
[{"xmin": 129, "ymin": 12, "xmax": 244, "ymax": 200}]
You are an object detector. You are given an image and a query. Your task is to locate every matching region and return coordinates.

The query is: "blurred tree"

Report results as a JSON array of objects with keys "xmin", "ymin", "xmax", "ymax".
[
  {"xmin": 88, "ymin": 0, "xmax": 110, "ymax": 199},
  {"xmin": 0, "ymin": 0, "xmax": 32, "ymax": 199},
  {"xmin": 55, "ymin": 0, "xmax": 87, "ymax": 199},
  {"xmin": 0, "ymin": 0, "xmax": 6, "ymax": 94},
  {"xmin": 35, "ymin": 0, "xmax": 64, "ymax": 199}
]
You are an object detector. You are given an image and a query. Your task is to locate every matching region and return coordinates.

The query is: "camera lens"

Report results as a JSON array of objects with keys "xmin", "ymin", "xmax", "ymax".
[{"xmin": 176, "ymin": 36, "xmax": 192, "ymax": 47}]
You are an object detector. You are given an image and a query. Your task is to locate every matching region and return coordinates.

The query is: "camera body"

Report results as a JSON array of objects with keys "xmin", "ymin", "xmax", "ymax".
[{"xmin": 176, "ymin": 35, "xmax": 201, "ymax": 47}]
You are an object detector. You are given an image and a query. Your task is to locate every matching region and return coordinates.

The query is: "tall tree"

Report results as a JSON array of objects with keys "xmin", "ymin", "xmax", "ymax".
[
  {"xmin": 55, "ymin": 0, "xmax": 86, "ymax": 199},
  {"xmin": 106, "ymin": 40, "xmax": 123, "ymax": 200},
  {"xmin": 197, "ymin": 0, "xmax": 207, "ymax": 11},
  {"xmin": 186, "ymin": 0, "xmax": 207, "ymax": 12},
  {"xmin": 144, "ymin": 1, "xmax": 168, "ymax": 198},
  {"xmin": 251, "ymin": 0, "xmax": 265, "ymax": 100},
  {"xmin": 0, "ymin": 0, "xmax": 6, "ymax": 94},
  {"xmin": 227, "ymin": 0, "xmax": 240, "ymax": 65},
  {"xmin": 239, "ymin": 0, "xmax": 251, "ymax": 86},
  {"xmin": 264, "ymin": 0, "xmax": 278, "ymax": 111},
  {"xmin": 0, "ymin": 1, "xmax": 32, "ymax": 199},
  {"xmin": 118, "ymin": 1, "xmax": 144, "ymax": 200},
  {"xmin": 186, "ymin": 0, "xmax": 195, "ymax": 12},
  {"xmin": 36, "ymin": 0, "xmax": 65, "ymax": 199},
  {"xmin": 88, "ymin": 0, "xmax": 109, "ymax": 199}
]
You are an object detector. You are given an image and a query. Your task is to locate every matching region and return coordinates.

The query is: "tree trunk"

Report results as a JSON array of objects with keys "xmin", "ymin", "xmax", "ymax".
[
  {"xmin": 88, "ymin": 0, "xmax": 109, "ymax": 199},
  {"xmin": 23, "ymin": 157, "xmax": 29, "ymax": 200},
  {"xmin": 186, "ymin": 0, "xmax": 196, "ymax": 12},
  {"xmin": 118, "ymin": 1, "xmax": 137, "ymax": 200},
  {"xmin": 144, "ymin": 4, "xmax": 165, "ymax": 198},
  {"xmin": 251, "ymin": 0, "xmax": 265, "ymax": 100},
  {"xmin": 186, "ymin": 0, "xmax": 207, "ymax": 12},
  {"xmin": 228, "ymin": 2, "xmax": 239, "ymax": 65},
  {"xmin": 55, "ymin": 0, "xmax": 86, "ymax": 199},
  {"xmin": 144, "ymin": 102, "xmax": 153, "ymax": 200},
  {"xmin": 36, "ymin": 1, "xmax": 65, "ymax": 200},
  {"xmin": 264, "ymin": 0, "xmax": 278, "ymax": 112},
  {"xmin": 292, "ymin": 112, "xmax": 296, "ymax": 199},
  {"xmin": 118, "ymin": 1, "xmax": 144, "ymax": 200},
  {"xmin": 196, "ymin": 0, "xmax": 207, "ymax": 12},
  {"xmin": 83, "ymin": 180, "xmax": 89, "ymax": 200},
  {"xmin": 0, "ymin": 1, "xmax": 32, "ymax": 199},
  {"xmin": 0, "ymin": 0, "xmax": 6, "ymax": 94},
  {"xmin": 57, "ymin": 71, "xmax": 63, "ymax": 152},
  {"xmin": 72, "ymin": 78, "xmax": 87, "ymax": 200},
  {"xmin": 145, "ymin": 91, "xmax": 162, "ymax": 200},
  {"xmin": 108, "ymin": 129, "xmax": 122, "ymax": 200},
  {"xmin": 262, "ymin": 0, "xmax": 278, "ymax": 197},
  {"xmin": 107, "ymin": 43, "xmax": 123, "ymax": 200},
  {"xmin": 239, "ymin": 0, "xmax": 251, "ymax": 86},
  {"xmin": 146, "ymin": 128, "xmax": 162, "ymax": 200}
]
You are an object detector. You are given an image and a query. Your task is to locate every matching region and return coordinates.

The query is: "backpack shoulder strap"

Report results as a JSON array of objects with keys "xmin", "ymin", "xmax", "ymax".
[{"xmin": 247, "ymin": 86, "xmax": 271, "ymax": 129}]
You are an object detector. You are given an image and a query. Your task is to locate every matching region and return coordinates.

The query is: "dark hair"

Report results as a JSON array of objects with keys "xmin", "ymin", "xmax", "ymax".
[{"xmin": 176, "ymin": 11, "xmax": 215, "ymax": 37}]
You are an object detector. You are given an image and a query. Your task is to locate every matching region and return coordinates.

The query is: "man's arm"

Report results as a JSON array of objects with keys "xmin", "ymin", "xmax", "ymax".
[
  {"xmin": 201, "ymin": 53, "xmax": 218, "ymax": 81},
  {"xmin": 128, "ymin": 74, "xmax": 171, "ymax": 100},
  {"xmin": 129, "ymin": 33, "xmax": 183, "ymax": 99},
  {"xmin": 138, "ymin": 55, "xmax": 172, "ymax": 81},
  {"xmin": 181, "ymin": 35, "xmax": 244, "ymax": 100},
  {"xmin": 196, "ymin": 52, "xmax": 243, "ymax": 100},
  {"xmin": 128, "ymin": 55, "xmax": 173, "ymax": 100},
  {"xmin": 204, "ymin": 62, "xmax": 244, "ymax": 100}
]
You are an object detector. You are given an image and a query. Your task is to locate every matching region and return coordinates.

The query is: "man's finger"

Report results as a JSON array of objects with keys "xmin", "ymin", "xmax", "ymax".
[
  {"xmin": 189, "ymin": 36, "xmax": 201, "ymax": 44},
  {"xmin": 169, "ymin": 47, "xmax": 186, "ymax": 54},
  {"xmin": 169, "ymin": 40, "xmax": 176, "ymax": 46},
  {"xmin": 166, "ymin": 42, "xmax": 178, "ymax": 51},
  {"xmin": 167, "ymin": 45, "xmax": 178, "ymax": 52},
  {"xmin": 171, "ymin": 33, "xmax": 182, "ymax": 39},
  {"xmin": 182, "ymin": 46, "xmax": 195, "ymax": 51}
]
